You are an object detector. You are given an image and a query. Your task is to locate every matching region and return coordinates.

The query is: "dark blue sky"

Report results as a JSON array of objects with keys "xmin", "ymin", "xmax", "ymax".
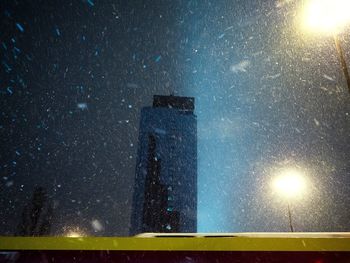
[{"xmin": 1, "ymin": 0, "xmax": 350, "ymax": 236}]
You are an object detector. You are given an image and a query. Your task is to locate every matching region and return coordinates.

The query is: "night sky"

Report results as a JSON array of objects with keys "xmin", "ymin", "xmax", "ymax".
[{"xmin": 1, "ymin": 0, "xmax": 350, "ymax": 236}]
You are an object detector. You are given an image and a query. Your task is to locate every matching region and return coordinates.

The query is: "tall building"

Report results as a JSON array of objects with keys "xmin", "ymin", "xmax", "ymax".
[{"xmin": 130, "ymin": 95, "xmax": 197, "ymax": 235}]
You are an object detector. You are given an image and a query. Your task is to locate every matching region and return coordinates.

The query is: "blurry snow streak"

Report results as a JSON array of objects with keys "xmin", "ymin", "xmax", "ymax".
[
  {"xmin": 55, "ymin": 28, "xmax": 61, "ymax": 36},
  {"xmin": 77, "ymin": 102, "xmax": 88, "ymax": 110},
  {"xmin": 91, "ymin": 219, "xmax": 103, "ymax": 232},
  {"xmin": 16, "ymin": 23, "xmax": 24, "ymax": 32},
  {"xmin": 154, "ymin": 55, "xmax": 162, "ymax": 63},
  {"xmin": 314, "ymin": 118, "xmax": 320, "ymax": 126},
  {"xmin": 86, "ymin": 0, "xmax": 94, "ymax": 7},
  {"xmin": 230, "ymin": 60, "xmax": 250, "ymax": 73},
  {"xmin": 323, "ymin": 74, "xmax": 335, "ymax": 82},
  {"xmin": 155, "ymin": 128, "xmax": 166, "ymax": 135},
  {"xmin": 3, "ymin": 61, "xmax": 12, "ymax": 72},
  {"xmin": 218, "ymin": 33, "xmax": 225, "ymax": 39},
  {"xmin": 265, "ymin": 73, "xmax": 281, "ymax": 79},
  {"xmin": 7, "ymin": 87, "xmax": 13, "ymax": 95}
]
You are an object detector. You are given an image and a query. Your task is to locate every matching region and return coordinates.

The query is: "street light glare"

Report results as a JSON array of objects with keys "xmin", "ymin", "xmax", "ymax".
[
  {"xmin": 273, "ymin": 169, "xmax": 306, "ymax": 199},
  {"xmin": 302, "ymin": 0, "xmax": 350, "ymax": 34},
  {"xmin": 66, "ymin": 231, "xmax": 84, "ymax": 237},
  {"xmin": 64, "ymin": 227, "xmax": 87, "ymax": 237}
]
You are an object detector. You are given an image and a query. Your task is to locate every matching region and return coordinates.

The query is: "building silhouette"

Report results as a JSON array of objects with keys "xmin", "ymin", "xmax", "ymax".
[
  {"xmin": 16, "ymin": 186, "xmax": 53, "ymax": 236},
  {"xmin": 130, "ymin": 95, "xmax": 197, "ymax": 235}
]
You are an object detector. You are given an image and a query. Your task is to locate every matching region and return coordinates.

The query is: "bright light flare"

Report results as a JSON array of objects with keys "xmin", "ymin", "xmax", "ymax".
[
  {"xmin": 273, "ymin": 168, "xmax": 307, "ymax": 199},
  {"xmin": 64, "ymin": 227, "xmax": 87, "ymax": 237},
  {"xmin": 65, "ymin": 231, "xmax": 83, "ymax": 237},
  {"xmin": 302, "ymin": 0, "xmax": 350, "ymax": 34}
]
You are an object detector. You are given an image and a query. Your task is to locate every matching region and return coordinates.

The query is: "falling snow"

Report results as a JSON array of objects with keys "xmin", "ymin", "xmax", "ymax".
[
  {"xmin": 15, "ymin": 23, "xmax": 24, "ymax": 32},
  {"xmin": 230, "ymin": 60, "xmax": 250, "ymax": 73},
  {"xmin": 1, "ymin": 0, "xmax": 350, "ymax": 237},
  {"xmin": 77, "ymin": 103, "xmax": 88, "ymax": 110},
  {"xmin": 91, "ymin": 219, "xmax": 104, "ymax": 232}
]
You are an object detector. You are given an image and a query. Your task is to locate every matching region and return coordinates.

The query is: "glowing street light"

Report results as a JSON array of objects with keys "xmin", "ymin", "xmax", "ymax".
[
  {"xmin": 272, "ymin": 168, "xmax": 307, "ymax": 232},
  {"xmin": 64, "ymin": 226, "xmax": 87, "ymax": 237},
  {"xmin": 302, "ymin": 0, "xmax": 350, "ymax": 93},
  {"xmin": 65, "ymin": 231, "xmax": 84, "ymax": 237},
  {"xmin": 303, "ymin": 0, "xmax": 350, "ymax": 34},
  {"xmin": 273, "ymin": 169, "xmax": 306, "ymax": 199}
]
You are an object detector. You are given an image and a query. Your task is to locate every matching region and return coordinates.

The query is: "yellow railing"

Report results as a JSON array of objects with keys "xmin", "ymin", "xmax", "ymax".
[{"xmin": 1, "ymin": 233, "xmax": 350, "ymax": 251}]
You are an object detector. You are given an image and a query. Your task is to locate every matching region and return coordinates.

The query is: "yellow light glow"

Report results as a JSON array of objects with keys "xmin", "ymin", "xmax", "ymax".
[
  {"xmin": 273, "ymin": 168, "xmax": 306, "ymax": 199},
  {"xmin": 64, "ymin": 227, "xmax": 87, "ymax": 237},
  {"xmin": 302, "ymin": 0, "xmax": 350, "ymax": 34},
  {"xmin": 66, "ymin": 231, "xmax": 83, "ymax": 237}
]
